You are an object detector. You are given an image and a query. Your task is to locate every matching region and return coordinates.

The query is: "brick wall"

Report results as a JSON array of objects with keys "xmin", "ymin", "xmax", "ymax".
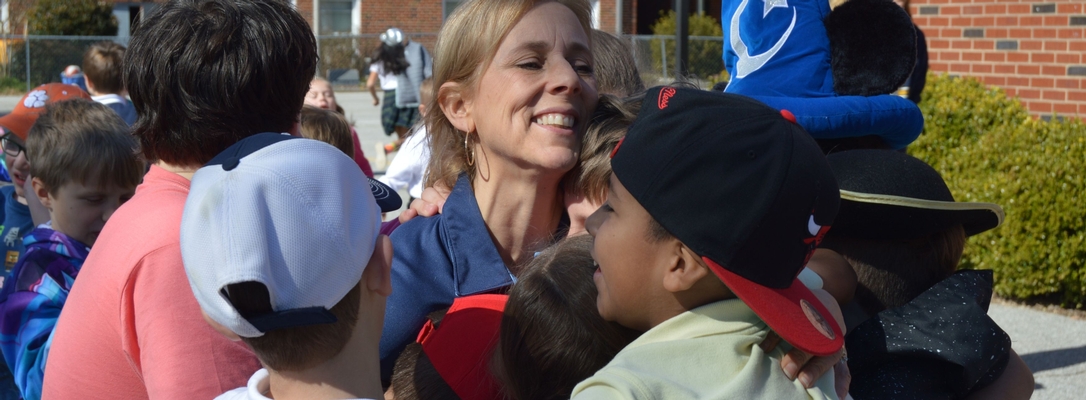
[{"xmin": 910, "ymin": 0, "xmax": 1086, "ymax": 118}]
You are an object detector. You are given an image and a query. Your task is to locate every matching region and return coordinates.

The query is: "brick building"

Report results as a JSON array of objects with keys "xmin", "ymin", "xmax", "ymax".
[
  {"xmin": 290, "ymin": 0, "xmax": 726, "ymax": 37},
  {"xmin": 908, "ymin": 0, "xmax": 1086, "ymax": 117}
]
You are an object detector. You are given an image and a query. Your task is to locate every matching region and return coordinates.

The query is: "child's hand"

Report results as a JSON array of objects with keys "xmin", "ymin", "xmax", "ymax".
[
  {"xmin": 397, "ymin": 183, "xmax": 452, "ymax": 223},
  {"xmin": 373, "ymin": 98, "xmax": 380, "ymax": 106}
]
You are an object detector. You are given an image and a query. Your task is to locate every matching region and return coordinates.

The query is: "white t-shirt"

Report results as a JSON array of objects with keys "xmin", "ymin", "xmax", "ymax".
[
  {"xmin": 369, "ymin": 63, "xmax": 398, "ymax": 91},
  {"xmin": 217, "ymin": 369, "xmax": 376, "ymax": 400},
  {"xmin": 378, "ymin": 126, "xmax": 430, "ymax": 199}
]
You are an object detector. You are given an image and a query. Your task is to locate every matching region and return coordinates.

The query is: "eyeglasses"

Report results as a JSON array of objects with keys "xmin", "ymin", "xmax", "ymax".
[{"xmin": 1, "ymin": 136, "xmax": 26, "ymax": 158}]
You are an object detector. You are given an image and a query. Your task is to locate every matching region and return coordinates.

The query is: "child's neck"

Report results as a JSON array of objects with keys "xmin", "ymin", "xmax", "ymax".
[
  {"xmin": 154, "ymin": 161, "xmax": 200, "ymax": 181},
  {"xmin": 265, "ymin": 320, "xmax": 383, "ymax": 399}
]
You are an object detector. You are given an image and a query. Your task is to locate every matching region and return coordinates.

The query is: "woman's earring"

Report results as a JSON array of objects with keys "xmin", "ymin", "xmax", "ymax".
[{"xmin": 464, "ymin": 131, "xmax": 476, "ymax": 167}]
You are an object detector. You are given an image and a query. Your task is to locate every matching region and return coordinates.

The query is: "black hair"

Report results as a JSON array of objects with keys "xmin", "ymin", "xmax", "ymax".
[
  {"xmin": 372, "ymin": 43, "xmax": 410, "ymax": 75},
  {"xmin": 124, "ymin": 0, "xmax": 317, "ymax": 166}
]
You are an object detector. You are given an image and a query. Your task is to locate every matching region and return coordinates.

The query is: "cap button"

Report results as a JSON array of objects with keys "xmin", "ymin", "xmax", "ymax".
[
  {"xmin": 780, "ymin": 109, "xmax": 797, "ymax": 124},
  {"xmin": 222, "ymin": 157, "xmax": 241, "ymax": 171}
]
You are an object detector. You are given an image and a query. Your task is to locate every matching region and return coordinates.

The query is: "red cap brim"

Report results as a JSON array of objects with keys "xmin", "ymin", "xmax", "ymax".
[
  {"xmin": 417, "ymin": 294, "xmax": 507, "ymax": 400},
  {"xmin": 705, "ymin": 257, "xmax": 843, "ymax": 356}
]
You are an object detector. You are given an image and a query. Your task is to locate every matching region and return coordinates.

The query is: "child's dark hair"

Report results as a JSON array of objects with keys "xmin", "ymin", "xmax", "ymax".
[
  {"xmin": 495, "ymin": 235, "xmax": 641, "ymax": 400},
  {"xmin": 27, "ymin": 99, "xmax": 143, "ymax": 194},
  {"xmin": 300, "ymin": 105, "xmax": 355, "ymax": 157},
  {"xmin": 821, "ymin": 224, "xmax": 967, "ymax": 316},
  {"xmin": 226, "ymin": 281, "xmax": 362, "ymax": 372},
  {"xmin": 125, "ymin": 0, "xmax": 316, "ymax": 166},
  {"xmin": 389, "ymin": 309, "xmax": 460, "ymax": 400},
  {"xmin": 82, "ymin": 41, "xmax": 126, "ymax": 94},
  {"xmin": 372, "ymin": 42, "xmax": 409, "ymax": 75}
]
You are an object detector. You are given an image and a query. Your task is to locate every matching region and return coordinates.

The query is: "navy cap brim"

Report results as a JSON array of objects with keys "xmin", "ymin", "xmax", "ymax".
[{"xmin": 368, "ymin": 177, "xmax": 401, "ymax": 213}]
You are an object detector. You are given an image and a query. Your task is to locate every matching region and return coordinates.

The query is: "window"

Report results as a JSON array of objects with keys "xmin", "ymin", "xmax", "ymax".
[
  {"xmin": 320, "ymin": 0, "xmax": 353, "ymax": 35},
  {"xmin": 443, "ymin": 0, "xmax": 463, "ymax": 20}
]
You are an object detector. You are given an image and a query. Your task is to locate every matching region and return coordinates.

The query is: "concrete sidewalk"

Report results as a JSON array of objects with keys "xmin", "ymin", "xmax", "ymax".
[{"xmin": 2, "ymin": 92, "xmax": 1083, "ymax": 398}]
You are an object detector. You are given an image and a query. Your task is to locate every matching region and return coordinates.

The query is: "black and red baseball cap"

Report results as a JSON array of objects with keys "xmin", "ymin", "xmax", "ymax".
[{"xmin": 611, "ymin": 86, "xmax": 843, "ymax": 356}]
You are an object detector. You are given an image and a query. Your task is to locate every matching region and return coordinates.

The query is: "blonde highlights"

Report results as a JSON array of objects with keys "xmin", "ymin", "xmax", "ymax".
[{"xmin": 424, "ymin": 0, "xmax": 594, "ymax": 188}]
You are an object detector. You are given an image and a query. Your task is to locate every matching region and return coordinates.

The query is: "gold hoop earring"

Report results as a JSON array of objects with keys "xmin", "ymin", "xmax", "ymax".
[{"xmin": 464, "ymin": 131, "xmax": 476, "ymax": 167}]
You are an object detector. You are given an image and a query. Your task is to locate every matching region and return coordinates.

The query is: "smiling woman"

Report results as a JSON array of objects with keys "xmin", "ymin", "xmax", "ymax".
[{"xmin": 379, "ymin": 0, "xmax": 597, "ymax": 382}]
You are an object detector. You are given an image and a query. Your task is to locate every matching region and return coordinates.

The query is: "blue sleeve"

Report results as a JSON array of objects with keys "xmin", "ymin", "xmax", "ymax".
[
  {"xmin": 378, "ymin": 216, "xmax": 457, "ymax": 383},
  {"xmin": 0, "ymin": 252, "xmax": 70, "ymax": 400},
  {"xmin": 748, "ymin": 94, "xmax": 924, "ymax": 149}
]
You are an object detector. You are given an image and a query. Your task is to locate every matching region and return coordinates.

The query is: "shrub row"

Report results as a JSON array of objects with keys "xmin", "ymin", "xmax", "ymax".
[{"xmin": 910, "ymin": 73, "xmax": 1086, "ymax": 308}]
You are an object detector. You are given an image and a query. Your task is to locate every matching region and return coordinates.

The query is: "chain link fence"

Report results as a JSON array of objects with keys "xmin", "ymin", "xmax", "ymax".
[{"xmin": 0, "ymin": 33, "xmax": 726, "ymax": 94}]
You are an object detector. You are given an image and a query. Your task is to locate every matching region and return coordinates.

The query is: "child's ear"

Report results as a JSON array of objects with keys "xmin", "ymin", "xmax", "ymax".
[
  {"xmin": 31, "ymin": 177, "xmax": 51, "ymax": 210},
  {"xmin": 437, "ymin": 82, "xmax": 474, "ymax": 133},
  {"xmin": 662, "ymin": 243, "xmax": 712, "ymax": 293},
  {"xmin": 363, "ymin": 234, "xmax": 394, "ymax": 297}
]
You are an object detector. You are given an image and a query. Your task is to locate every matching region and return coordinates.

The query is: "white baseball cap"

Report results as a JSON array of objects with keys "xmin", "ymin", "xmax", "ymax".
[{"xmin": 181, "ymin": 133, "xmax": 401, "ymax": 338}]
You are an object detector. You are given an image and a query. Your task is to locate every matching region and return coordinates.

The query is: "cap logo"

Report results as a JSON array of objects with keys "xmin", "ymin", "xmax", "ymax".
[
  {"xmin": 802, "ymin": 213, "xmax": 831, "ymax": 265},
  {"xmin": 800, "ymin": 299, "xmax": 836, "ymax": 341},
  {"xmin": 609, "ymin": 137, "xmax": 625, "ymax": 159},
  {"xmin": 23, "ymin": 90, "xmax": 47, "ymax": 108},
  {"xmin": 658, "ymin": 87, "xmax": 677, "ymax": 110}
]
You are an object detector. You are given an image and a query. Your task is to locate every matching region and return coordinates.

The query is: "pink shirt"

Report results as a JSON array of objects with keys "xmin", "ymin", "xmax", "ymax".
[{"xmin": 43, "ymin": 166, "xmax": 260, "ymax": 400}]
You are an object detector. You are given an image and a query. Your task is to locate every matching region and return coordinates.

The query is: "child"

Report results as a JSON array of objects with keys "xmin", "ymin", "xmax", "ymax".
[
  {"xmin": 304, "ymin": 77, "xmax": 374, "ymax": 177},
  {"xmin": 82, "ymin": 41, "xmax": 137, "ymax": 125},
  {"xmin": 821, "ymin": 149, "xmax": 1034, "ymax": 399},
  {"xmin": 496, "ymin": 235, "xmax": 641, "ymax": 400},
  {"xmin": 0, "ymin": 84, "xmax": 90, "ymax": 276},
  {"xmin": 379, "ymin": 78, "xmax": 433, "ymax": 204},
  {"xmin": 180, "ymin": 133, "xmax": 400, "ymax": 400},
  {"xmin": 300, "ymin": 105, "xmax": 355, "ymax": 157},
  {"xmin": 42, "ymin": 1, "xmax": 318, "ymax": 398},
  {"xmin": 389, "ymin": 295, "xmax": 507, "ymax": 400},
  {"xmin": 563, "ymin": 94, "xmax": 639, "ymax": 236},
  {"xmin": 0, "ymin": 99, "xmax": 142, "ymax": 400},
  {"xmin": 573, "ymin": 86, "xmax": 842, "ymax": 398}
]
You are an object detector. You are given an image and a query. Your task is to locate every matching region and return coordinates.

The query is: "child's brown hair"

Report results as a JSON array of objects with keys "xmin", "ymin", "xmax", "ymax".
[
  {"xmin": 566, "ymin": 94, "xmax": 642, "ymax": 205},
  {"xmin": 495, "ymin": 235, "xmax": 641, "ymax": 400},
  {"xmin": 82, "ymin": 41, "xmax": 126, "ymax": 95},
  {"xmin": 27, "ymin": 99, "xmax": 142, "ymax": 194},
  {"xmin": 226, "ymin": 281, "xmax": 362, "ymax": 371},
  {"xmin": 299, "ymin": 105, "xmax": 355, "ymax": 157},
  {"xmin": 590, "ymin": 30, "xmax": 644, "ymax": 97}
]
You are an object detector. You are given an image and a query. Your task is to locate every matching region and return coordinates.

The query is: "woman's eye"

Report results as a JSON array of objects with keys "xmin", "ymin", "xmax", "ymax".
[
  {"xmin": 517, "ymin": 61, "xmax": 543, "ymax": 70},
  {"xmin": 575, "ymin": 63, "xmax": 594, "ymax": 75}
]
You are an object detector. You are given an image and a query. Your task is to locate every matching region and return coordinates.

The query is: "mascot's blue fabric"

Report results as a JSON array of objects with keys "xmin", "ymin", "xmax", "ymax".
[{"xmin": 722, "ymin": 0, "xmax": 923, "ymax": 148}]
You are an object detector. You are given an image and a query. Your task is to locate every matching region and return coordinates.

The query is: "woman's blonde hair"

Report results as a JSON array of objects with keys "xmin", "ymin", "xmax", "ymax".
[{"xmin": 424, "ymin": 0, "xmax": 593, "ymax": 188}]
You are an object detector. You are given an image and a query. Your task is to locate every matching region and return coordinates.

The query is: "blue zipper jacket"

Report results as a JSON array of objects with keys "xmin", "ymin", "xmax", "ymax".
[{"xmin": 379, "ymin": 174, "xmax": 516, "ymax": 381}]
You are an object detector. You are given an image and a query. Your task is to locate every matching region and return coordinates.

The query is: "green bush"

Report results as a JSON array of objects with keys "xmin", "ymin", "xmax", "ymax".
[
  {"xmin": 650, "ymin": 11, "xmax": 723, "ymax": 80},
  {"xmin": 28, "ymin": 0, "xmax": 117, "ymax": 36},
  {"xmin": 910, "ymin": 73, "xmax": 1086, "ymax": 308}
]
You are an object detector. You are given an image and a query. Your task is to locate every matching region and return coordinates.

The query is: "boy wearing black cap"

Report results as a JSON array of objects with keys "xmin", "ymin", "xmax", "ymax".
[{"xmin": 574, "ymin": 87, "xmax": 842, "ymax": 398}]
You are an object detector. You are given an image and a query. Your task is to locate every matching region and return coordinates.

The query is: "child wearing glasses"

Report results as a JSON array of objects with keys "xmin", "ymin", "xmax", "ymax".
[
  {"xmin": 0, "ymin": 84, "xmax": 90, "ymax": 278},
  {"xmin": 0, "ymin": 99, "xmax": 143, "ymax": 400}
]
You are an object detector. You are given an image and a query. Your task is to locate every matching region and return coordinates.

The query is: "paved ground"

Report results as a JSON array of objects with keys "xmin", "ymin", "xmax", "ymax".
[{"xmin": 3, "ymin": 92, "xmax": 1084, "ymax": 398}]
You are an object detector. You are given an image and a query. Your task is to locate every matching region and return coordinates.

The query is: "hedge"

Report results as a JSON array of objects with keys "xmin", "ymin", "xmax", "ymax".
[{"xmin": 909, "ymin": 73, "xmax": 1086, "ymax": 308}]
